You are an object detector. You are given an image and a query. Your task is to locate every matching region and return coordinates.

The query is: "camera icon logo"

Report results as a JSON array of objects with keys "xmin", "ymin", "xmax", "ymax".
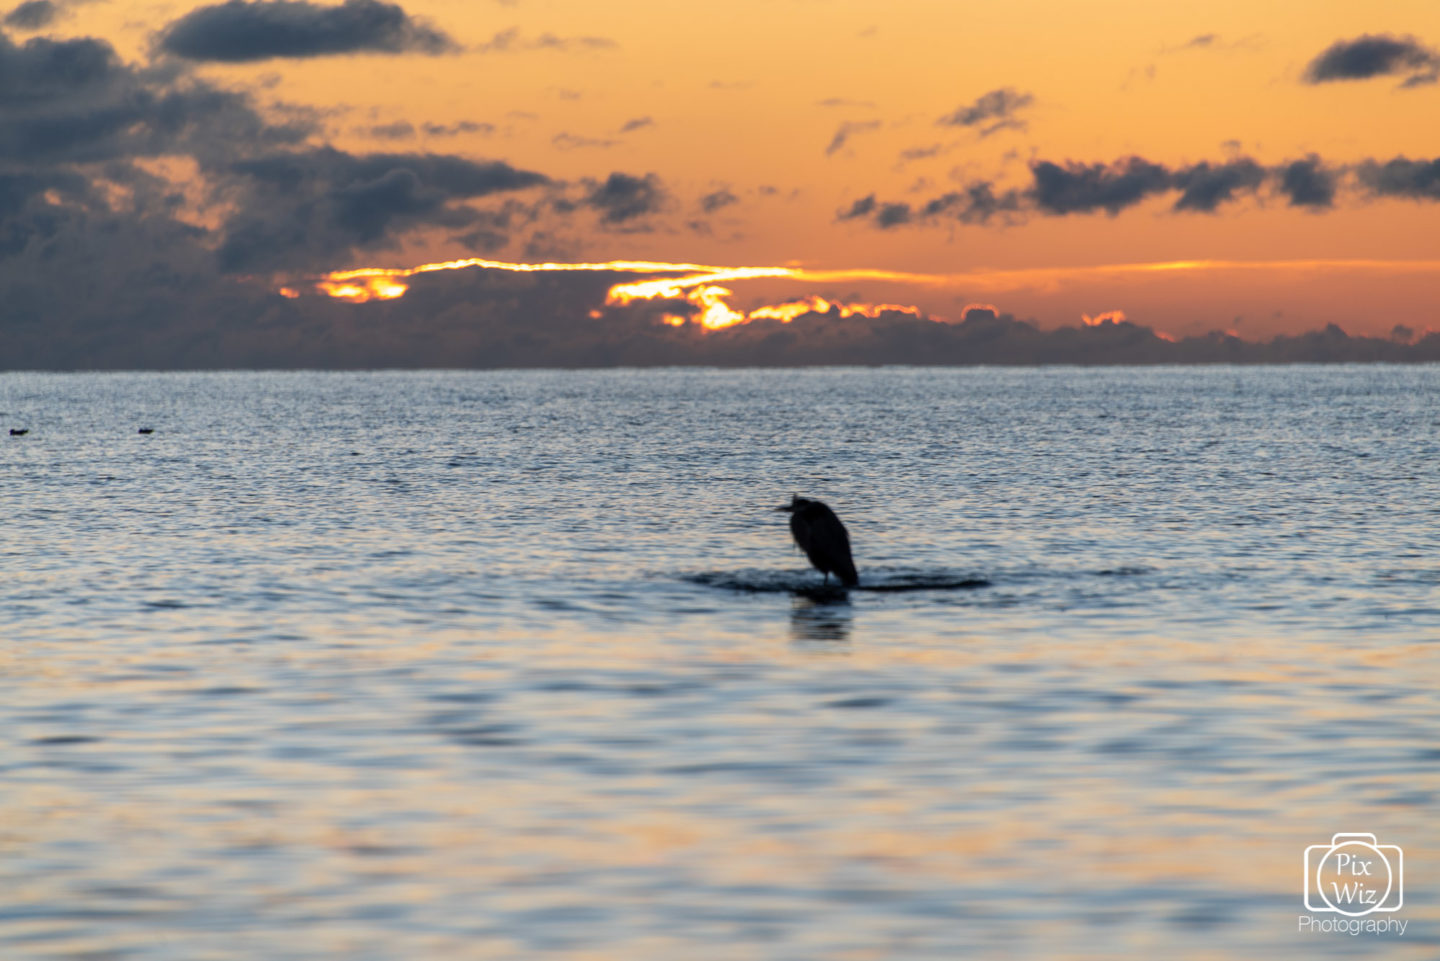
[{"xmin": 1304, "ymin": 833, "xmax": 1403, "ymax": 916}]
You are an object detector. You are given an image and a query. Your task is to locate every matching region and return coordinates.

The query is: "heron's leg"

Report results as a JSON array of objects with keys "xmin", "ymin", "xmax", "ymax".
[{"xmin": 823, "ymin": 572, "xmax": 830, "ymax": 586}]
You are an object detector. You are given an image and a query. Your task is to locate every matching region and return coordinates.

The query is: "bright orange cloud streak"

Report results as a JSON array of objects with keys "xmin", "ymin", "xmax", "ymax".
[
  {"xmin": 747, "ymin": 296, "xmax": 923, "ymax": 323},
  {"xmin": 308, "ymin": 257, "xmax": 936, "ymax": 328},
  {"xmin": 314, "ymin": 257, "xmax": 724, "ymax": 303},
  {"xmin": 302, "ymin": 256, "xmax": 1440, "ymax": 331}
]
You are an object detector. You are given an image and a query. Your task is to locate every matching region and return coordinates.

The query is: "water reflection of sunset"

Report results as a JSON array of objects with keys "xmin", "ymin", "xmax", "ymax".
[{"xmin": 9, "ymin": 619, "xmax": 1438, "ymax": 957}]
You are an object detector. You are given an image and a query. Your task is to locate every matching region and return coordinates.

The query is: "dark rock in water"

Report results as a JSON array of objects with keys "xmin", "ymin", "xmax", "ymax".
[
  {"xmin": 9, "ymin": 428, "xmax": 28, "ymax": 436},
  {"xmin": 138, "ymin": 428, "xmax": 155, "ymax": 434}
]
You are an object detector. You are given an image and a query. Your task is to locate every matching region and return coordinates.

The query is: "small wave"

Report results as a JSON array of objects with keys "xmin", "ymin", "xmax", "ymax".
[
  {"xmin": 860, "ymin": 569, "xmax": 992, "ymax": 592},
  {"xmin": 685, "ymin": 568, "xmax": 991, "ymax": 595}
]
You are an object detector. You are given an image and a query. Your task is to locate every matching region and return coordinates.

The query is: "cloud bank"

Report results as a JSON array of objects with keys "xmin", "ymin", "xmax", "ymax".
[
  {"xmin": 218, "ymin": 148, "xmax": 550, "ymax": 271},
  {"xmin": 9, "ymin": 269, "xmax": 1439, "ymax": 369},
  {"xmin": 3, "ymin": 14, "xmax": 1438, "ymax": 372},
  {"xmin": 0, "ymin": 24, "xmax": 677, "ymax": 370},
  {"xmin": 837, "ymin": 151, "xmax": 1419, "ymax": 229},
  {"xmin": 157, "ymin": 0, "xmax": 457, "ymax": 62}
]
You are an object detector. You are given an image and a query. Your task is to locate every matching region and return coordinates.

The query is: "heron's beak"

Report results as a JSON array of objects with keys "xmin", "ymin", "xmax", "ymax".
[{"xmin": 774, "ymin": 505, "xmax": 792, "ymax": 512}]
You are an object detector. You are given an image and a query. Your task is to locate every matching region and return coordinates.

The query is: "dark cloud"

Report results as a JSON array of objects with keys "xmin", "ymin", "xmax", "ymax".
[
  {"xmin": 218, "ymin": 147, "xmax": 549, "ymax": 270},
  {"xmin": 699, "ymin": 187, "xmax": 738, "ymax": 213},
  {"xmin": 1171, "ymin": 158, "xmax": 1266, "ymax": 211},
  {"xmin": 157, "ymin": 0, "xmax": 457, "ymax": 63},
  {"xmin": 0, "ymin": 168, "xmax": 95, "ymax": 257},
  {"xmin": 0, "ymin": 162, "xmax": 267, "ymax": 370},
  {"xmin": 585, "ymin": 171, "xmax": 665, "ymax": 225},
  {"xmin": 836, "ymin": 194, "xmax": 875, "ymax": 221},
  {"xmin": 364, "ymin": 120, "xmax": 414, "ymax": 138},
  {"xmin": 1303, "ymin": 33, "xmax": 1437, "ymax": 85},
  {"xmin": 0, "ymin": 32, "xmax": 312, "ymax": 164},
  {"xmin": 476, "ymin": 27, "xmax": 616, "ymax": 53},
  {"xmin": 4, "ymin": 0, "xmax": 57, "ymax": 29},
  {"xmin": 837, "ymin": 196, "xmax": 911, "ymax": 228},
  {"xmin": 422, "ymin": 120, "xmax": 493, "ymax": 137},
  {"xmin": 0, "ymin": 32, "xmax": 117, "ymax": 102},
  {"xmin": 898, "ymin": 144, "xmax": 943, "ymax": 163},
  {"xmin": 1030, "ymin": 157, "xmax": 1171, "ymax": 215},
  {"xmin": 923, "ymin": 182, "xmax": 1024, "ymax": 223},
  {"xmin": 531, "ymin": 32, "xmax": 615, "ymax": 51},
  {"xmin": 448, "ymin": 198, "xmax": 535, "ymax": 252},
  {"xmin": 552, "ymin": 132, "xmax": 617, "ymax": 150},
  {"xmin": 1163, "ymin": 33, "xmax": 1261, "ymax": 55},
  {"xmin": 0, "ymin": 32, "xmax": 344, "ymax": 360},
  {"xmin": 936, "ymin": 87, "xmax": 1033, "ymax": 135},
  {"xmin": 840, "ymin": 152, "xmax": 1314, "ymax": 228},
  {"xmin": 825, "ymin": 119, "xmax": 880, "ymax": 156},
  {"xmin": 1356, "ymin": 155, "xmax": 1440, "ymax": 200},
  {"xmin": 838, "ymin": 181, "xmax": 1023, "ymax": 228},
  {"xmin": 619, "ymin": 116, "xmax": 652, "ymax": 133},
  {"xmin": 1277, "ymin": 156, "xmax": 1336, "ymax": 208},
  {"xmin": 873, "ymin": 202, "xmax": 912, "ymax": 227}
]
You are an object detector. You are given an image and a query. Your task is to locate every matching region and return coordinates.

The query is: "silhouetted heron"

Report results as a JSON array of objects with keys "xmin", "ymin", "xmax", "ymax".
[{"xmin": 777, "ymin": 495, "xmax": 859, "ymax": 587}]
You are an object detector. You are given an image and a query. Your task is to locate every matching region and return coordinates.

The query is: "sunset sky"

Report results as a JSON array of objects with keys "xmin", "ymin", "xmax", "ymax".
[{"xmin": 5, "ymin": 0, "xmax": 1440, "ymax": 364}]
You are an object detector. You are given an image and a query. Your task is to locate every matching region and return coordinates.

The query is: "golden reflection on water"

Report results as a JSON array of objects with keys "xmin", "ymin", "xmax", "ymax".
[{"xmin": 4, "ymin": 621, "xmax": 1437, "ymax": 958}]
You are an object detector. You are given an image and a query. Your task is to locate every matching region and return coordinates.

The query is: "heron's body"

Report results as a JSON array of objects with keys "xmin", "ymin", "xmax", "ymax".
[{"xmin": 778, "ymin": 496, "xmax": 859, "ymax": 587}]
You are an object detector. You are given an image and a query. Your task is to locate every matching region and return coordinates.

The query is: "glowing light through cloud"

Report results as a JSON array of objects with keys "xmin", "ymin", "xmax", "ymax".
[
  {"xmin": 312, "ymin": 257, "xmax": 724, "ymax": 303},
  {"xmin": 747, "ymin": 296, "xmax": 923, "ymax": 324},
  {"xmin": 304, "ymin": 257, "xmax": 939, "ymax": 330},
  {"xmin": 297, "ymin": 256, "xmax": 1440, "ymax": 332},
  {"xmin": 603, "ymin": 268, "xmax": 926, "ymax": 330}
]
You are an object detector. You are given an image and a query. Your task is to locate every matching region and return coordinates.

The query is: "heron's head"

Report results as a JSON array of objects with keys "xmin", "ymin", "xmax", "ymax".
[{"xmin": 775, "ymin": 494, "xmax": 811, "ymax": 513}]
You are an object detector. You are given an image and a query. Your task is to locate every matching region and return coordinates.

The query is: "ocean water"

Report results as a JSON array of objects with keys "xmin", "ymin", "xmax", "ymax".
[{"xmin": 2, "ymin": 366, "xmax": 1437, "ymax": 960}]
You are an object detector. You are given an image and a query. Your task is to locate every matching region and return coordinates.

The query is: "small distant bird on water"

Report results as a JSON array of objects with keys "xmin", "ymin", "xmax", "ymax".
[
  {"xmin": 9, "ymin": 428, "xmax": 27, "ymax": 436},
  {"xmin": 137, "ymin": 428, "xmax": 154, "ymax": 434},
  {"xmin": 777, "ymin": 495, "xmax": 859, "ymax": 587}
]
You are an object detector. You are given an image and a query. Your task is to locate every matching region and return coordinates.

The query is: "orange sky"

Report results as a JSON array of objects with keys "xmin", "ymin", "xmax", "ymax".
[{"xmin": 58, "ymin": 0, "xmax": 1440, "ymax": 337}]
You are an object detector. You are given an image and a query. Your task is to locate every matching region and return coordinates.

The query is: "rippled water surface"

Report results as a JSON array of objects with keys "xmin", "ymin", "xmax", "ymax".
[{"xmin": 3, "ymin": 367, "xmax": 1438, "ymax": 959}]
